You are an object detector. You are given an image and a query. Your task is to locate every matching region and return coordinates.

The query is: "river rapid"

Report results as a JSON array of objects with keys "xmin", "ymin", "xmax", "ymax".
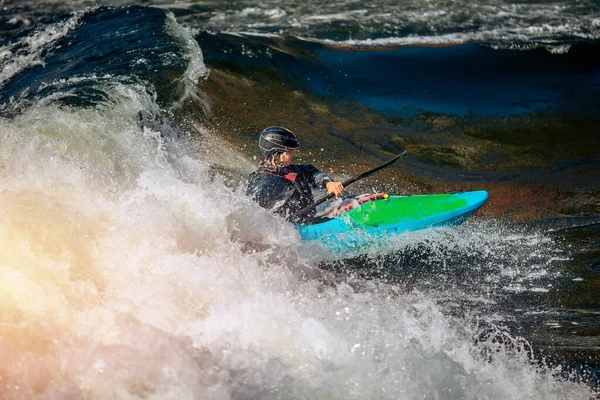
[{"xmin": 0, "ymin": 2, "xmax": 599, "ymax": 399}]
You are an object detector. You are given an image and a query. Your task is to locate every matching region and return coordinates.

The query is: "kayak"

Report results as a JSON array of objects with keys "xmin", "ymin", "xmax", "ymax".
[{"xmin": 296, "ymin": 190, "xmax": 488, "ymax": 253}]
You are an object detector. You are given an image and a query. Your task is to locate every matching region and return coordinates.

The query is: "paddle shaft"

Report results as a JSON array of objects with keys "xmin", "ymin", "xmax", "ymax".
[{"xmin": 293, "ymin": 151, "xmax": 407, "ymax": 218}]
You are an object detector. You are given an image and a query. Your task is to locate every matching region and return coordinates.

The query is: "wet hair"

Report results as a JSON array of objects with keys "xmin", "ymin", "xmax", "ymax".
[{"xmin": 260, "ymin": 151, "xmax": 285, "ymax": 171}]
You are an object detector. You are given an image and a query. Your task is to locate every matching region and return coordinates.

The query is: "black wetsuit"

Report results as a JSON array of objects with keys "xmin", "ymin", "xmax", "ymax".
[{"xmin": 246, "ymin": 164, "xmax": 332, "ymax": 223}]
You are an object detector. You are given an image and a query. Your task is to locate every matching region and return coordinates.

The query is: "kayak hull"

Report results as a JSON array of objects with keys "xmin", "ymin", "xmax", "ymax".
[{"xmin": 296, "ymin": 190, "xmax": 488, "ymax": 253}]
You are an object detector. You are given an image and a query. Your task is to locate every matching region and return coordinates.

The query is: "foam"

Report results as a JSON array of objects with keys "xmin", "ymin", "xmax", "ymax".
[
  {"xmin": 0, "ymin": 95, "xmax": 593, "ymax": 397},
  {"xmin": 195, "ymin": 1, "xmax": 599, "ymax": 54},
  {"xmin": 0, "ymin": 10, "xmax": 84, "ymax": 87},
  {"xmin": 164, "ymin": 12, "xmax": 211, "ymax": 108},
  {"xmin": 0, "ymin": 5, "xmax": 596, "ymax": 398}
]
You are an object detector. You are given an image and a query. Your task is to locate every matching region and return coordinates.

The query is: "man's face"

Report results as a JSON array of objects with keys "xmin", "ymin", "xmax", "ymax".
[{"xmin": 280, "ymin": 149, "xmax": 296, "ymax": 166}]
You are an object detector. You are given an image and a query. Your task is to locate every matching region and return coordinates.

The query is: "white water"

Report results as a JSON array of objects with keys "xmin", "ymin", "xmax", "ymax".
[
  {"xmin": 0, "ymin": 11, "xmax": 84, "ymax": 86},
  {"xmin": 0, "ymin": 75, "xmax": 593, "ymax": 399},
  {"xmin": 0, "ymin": 7, "xmax": 595, "ymax": 397},
  {"xmin": 4, "ymin": 0, "xmax": 599, "ymax": 54}
]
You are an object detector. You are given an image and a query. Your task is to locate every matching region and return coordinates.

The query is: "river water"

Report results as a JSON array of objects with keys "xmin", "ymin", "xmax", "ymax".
[{"xmin": 0, "ymin": 1, "xmax": 598, "ymax": 399}]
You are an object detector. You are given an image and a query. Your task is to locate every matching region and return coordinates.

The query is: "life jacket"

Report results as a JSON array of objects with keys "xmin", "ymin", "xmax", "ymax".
[
  {"xmin": 247, "ymin": 164, "xmax": 326, "ymax": 223},
  {"xmin": 258, "ymin": 168, "xmax": 298, "ymax": 183}
]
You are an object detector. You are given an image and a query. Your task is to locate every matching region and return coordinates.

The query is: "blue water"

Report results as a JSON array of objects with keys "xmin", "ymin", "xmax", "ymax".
[
  {"xmin": 197, "ymin": 31, "xmax": 600, "ymax": 118},
  {"xmin": 0, "ymin": 6, "xmax": 204, "ymax": 111},
  {"xmin": 309, "ymin": 44, "xmax": 600, "ymax": 117}
]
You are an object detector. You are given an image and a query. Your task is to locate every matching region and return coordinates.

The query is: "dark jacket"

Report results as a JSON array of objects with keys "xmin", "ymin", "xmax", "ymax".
[{"xmin": 246, "ymin": 164, "xmax": 332, "ymax": 223}]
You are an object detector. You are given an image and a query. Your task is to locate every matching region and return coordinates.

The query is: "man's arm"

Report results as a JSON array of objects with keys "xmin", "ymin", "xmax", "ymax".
[{"xmin": 304, "ymin": 165, "xmax": 344, "ymax": 198}]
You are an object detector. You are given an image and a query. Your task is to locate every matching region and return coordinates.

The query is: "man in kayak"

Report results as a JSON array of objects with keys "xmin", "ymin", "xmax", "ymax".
[{"xmin": 246, "ymin": 126, "xmax": 344, "ymax": 223}]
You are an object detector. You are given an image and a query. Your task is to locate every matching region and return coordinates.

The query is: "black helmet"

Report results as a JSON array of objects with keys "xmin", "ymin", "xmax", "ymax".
[{"xmin": 259, "ymin": 126, "xmax": 299, "ymax": 155}]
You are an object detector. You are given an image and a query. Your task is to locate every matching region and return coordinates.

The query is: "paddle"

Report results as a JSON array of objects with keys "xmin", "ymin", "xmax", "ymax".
[{"xmin": 293, "ymin": 151, "xmax": 407, "ymax": 219}]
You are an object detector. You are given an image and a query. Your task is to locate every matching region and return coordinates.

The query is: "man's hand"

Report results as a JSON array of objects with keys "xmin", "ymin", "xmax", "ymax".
[{"xmin": 326, "ymin": 181, "xmax": 344, "ymax": 199}]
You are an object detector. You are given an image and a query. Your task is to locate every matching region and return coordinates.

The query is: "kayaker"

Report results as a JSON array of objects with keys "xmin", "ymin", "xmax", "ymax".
[{"xmin": 246, "ymin": 126, "xmax": 344, "ymax": 223}]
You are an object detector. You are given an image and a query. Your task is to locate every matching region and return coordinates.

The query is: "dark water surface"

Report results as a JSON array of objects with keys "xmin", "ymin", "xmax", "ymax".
[{"xmin": 0, "ymin": 2, "xmax": 598, "ymax": 398}]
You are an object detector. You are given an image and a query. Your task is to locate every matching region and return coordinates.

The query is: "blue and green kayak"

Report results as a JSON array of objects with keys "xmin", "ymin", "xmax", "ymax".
[{"xmin": 296, "ymin": 190, "xmax": 488, "ymax": 253}]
